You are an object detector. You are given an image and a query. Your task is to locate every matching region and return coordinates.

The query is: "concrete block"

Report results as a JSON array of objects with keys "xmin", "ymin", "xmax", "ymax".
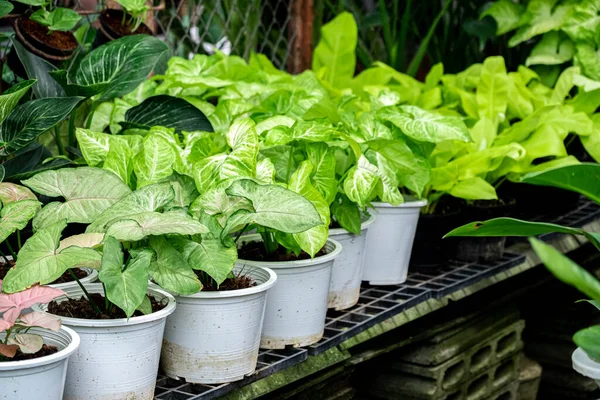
[
  {"xmin": 517, "ymin": 356, "xmax": 541, "ymax": 400},
  {"xmin": 488, "ymin": 380, "xmax": 518, "ymax": 400}
]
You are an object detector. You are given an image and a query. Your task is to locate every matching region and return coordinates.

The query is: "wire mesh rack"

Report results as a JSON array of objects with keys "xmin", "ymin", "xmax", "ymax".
[{"xmin": 153, "ymin": 200, "xmax": 600, "ymax": 400}]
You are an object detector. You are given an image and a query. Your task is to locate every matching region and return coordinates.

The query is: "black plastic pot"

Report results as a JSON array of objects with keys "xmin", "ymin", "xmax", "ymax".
[
  {"xmin": 93, "ymin": 9, "xmax": 153, "ymax": 48},
  {"xmin": 497, "ymin": 181, "xmax": 580, "ymax": 220},
  {"xmin": 452, "ymin": 198, "xmax": 515, "ymax": 263}
]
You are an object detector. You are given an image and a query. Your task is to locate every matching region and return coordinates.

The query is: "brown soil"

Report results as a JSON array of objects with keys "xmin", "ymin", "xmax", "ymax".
[
  {"xmin": 10, "ymin": 344, "xmax": 58, "ymax": 361},
  {"xmin": 101, "ymin": 10, "xmax": 152, "ymax": 37},
  {"xmin": 239, "ymin": 241, "xmax": 327, "ymax": 262},
  {"xmin": 201, "ymin": 274, "xmax": 255, "ymax": 291},
  {"xmin": 48, "ymin": 293, "xmax": 166, "ymax": 319},
  {"xmin": 0, "ymin": 263, "xmax": 88, "ymax": 284},
  {"xmin": 20, "ymin": 18, "xmax": 78, "ymax": 50}
]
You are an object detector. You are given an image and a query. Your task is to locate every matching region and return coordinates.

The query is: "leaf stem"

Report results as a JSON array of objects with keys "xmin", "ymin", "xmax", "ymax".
[
  {"xmin": 101, "ymin": 282, "xmax": 109, "ymax": 311},
  {"xmin": 54, "ymin": 127, "xmax": 66, "ymax": 156},
  {"xmin": 286, "ymin": 143, "xmax": 295, "ymax": 182},
  {"xmin": 5, "ymin": 242, "xmax": 17, "ymax": 261},
  {"xmin": 16, "ymin": 231, "xmax": 21, "ymax": 251},
  {"xmin": 234, "ymin": 224, "xmax": 250, "ymax": 244},
  {"xmin": 68, "ymin": 269, "xmax": 101, "ymax": 315}
]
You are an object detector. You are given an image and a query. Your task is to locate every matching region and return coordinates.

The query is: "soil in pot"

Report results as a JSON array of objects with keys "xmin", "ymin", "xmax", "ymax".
[
  {"xmin": 452, "ymin": 198, "xmax": 515, "ymax": 263},
  {"xmin": 48, "ymin": 293, "xmax": 166, "ymax": 319},
  {"xmin": 95, "ymin": 9, "xmax": 153, "ymax": 47},
  {"xmin": 238, "ymin": 241, "xmax": 327, "ymax": 262},
  {"xmin": 410, "ymin": 197, "xmax": 465, "ymax": 271},
  {"xmin": 200, "ymin": 274, "xmax": 255, "ymax": 291},
  {"xmin": 15, "ymin": 17, "xmax": 78, "ymax": 60},
  {"xmin": 0, "ymin": 262, "xmax": 89, "ymax": 285},
  {"xmin": 4, "ymin": 345, "xmax": 59, "ymax": 362}
]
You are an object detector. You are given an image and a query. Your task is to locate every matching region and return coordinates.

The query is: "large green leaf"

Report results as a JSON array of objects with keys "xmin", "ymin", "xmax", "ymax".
[
  {"xmin": 0, "ymin": 80, "xmax": 35, "ymax": 123},
  {"xmin": 0, "ymin": 97, "xmax": 82, "ymax": 155},
  {"xmin": 0, "ymin": 182, "xmax": 37, "ymax": 204},
  {"xmin": 343, "ymin": 155, "xmax": 379, "ymax": 207},
  {"xmin": 105, "ymin": 210, "xmax": 208, "ymax": 241},
  {"xmin": 574, "ymin": 326, "xmax": 600, "ymax": 362},
  {"xmin": 87, "ymin": 182, "xmax": 175, "ymax": 232},
  {"xmin": 530, "ymin": 237, "xmax": 600, "ymax": 302},
  {"xmin": 0, "ymin": 200, "xmax": 41, "ymax": 243},
  {"xmin": 23, "ymin": 167, "xmax": 132, "ymax": 231},
  {"xmin": 526, "ymin": 32, "xmax": 575, "ymax": 66},
  {"xmin": 331, "ymin": 194, "xmax": 361, "ymax": 235},
  {"xmin": 120, "ymin": 95, "xmax": 213, "ymax": 133},
  {"xmin": 312, "ymin": 11, "xmax": 357, "ymax": 88},
  {"xmin": 508, "ymin": 1, "xmax": 572, "ymax": 47},
  {"xmin": 171, "ymin": 215, "xmax": 237, "ymax": 286},
  {"xmin": 476, "ymin": 56, "xmax": 508, "ymax": 125},
  {"xmin": 288, "ymin": 161, "xmax": 330, "ymax": 257},
  {"xmin": 2, "ymin": 220, "xmax": 101, "ymax": 293},
  {"xmin": 148, "ymin": 236, "xmax": 202, "ymax": 295},
  {"xmin": 306, "ymin": 143, "xmax": 337, "ymax": 204},
  {"xmin": 445, "ymin": 217, "xmax": 584, "ymax": 238},
  {"xmin": 98, "ymin": 236, "xmax": 150, "ymax": 317},
  {"xmin": 480, "ymin": 0, "xmax": 524, "ymax": 35},
  {"xmin": 520, "ymin": 163, "xmax": 600, "ymax": 205},
  {"xmin": 222, "ymin": 179, "xmax": 323, "ymax": 238},
  {"xmin": 10, "ymin": 38, "xmax": 65, "ymax": 99},
  {"xmin": 449, "ymin": 177, "xmax": 497, "ymax": 200},
  {"xmin": 65, "ymin": 35, "xmax": 170, "ymax": 101},
  {"xmin": 379, "ymin": 105, "xmax": 471, "ymax": 143},
  {"xmin": 133, "ymin": 134, "xmax": 176, "ymax": 187}
]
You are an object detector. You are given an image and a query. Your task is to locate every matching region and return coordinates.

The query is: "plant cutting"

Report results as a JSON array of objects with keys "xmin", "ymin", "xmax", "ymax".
[
  {"xmin": 96, "ymin": 0, "xmax": 153, "ymax": 46},
  {"xmin": 11, "ymin": 0, "xmax": 81, "ymax": 62},
  {"xmin": 0, "ymin": 283, "xmax": 80, "ymax": 399},
  {"xmin": 444, "ymin": 162, "xmax": 600, "ymax": 386}
]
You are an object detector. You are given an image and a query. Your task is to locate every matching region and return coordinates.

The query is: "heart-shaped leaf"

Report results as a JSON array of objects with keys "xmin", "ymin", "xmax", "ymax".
[
  {"xmin": 0, "ymin": 199, "xmax": 41, "ymax": 243},
  {"xmin": 0, "ymin": 344, "xmax": 18, "ymax": 358},
  {"xmin": 0, "ymin": 97, "xmax": 82, "ymax": 155},
  {"xmin": 2, "ymin": 220, "xmax": 102, "ymax": 293},
  {"xmin": 0, "ymin": 183, "xmax": 37, "ymax": 204},
  {"xmin": 148, "ymin": 236, "xmax": 201, "ymax": 295},
  {"xmin": 23, "ymin": 167, "xmax": 132, "ymax": 230},
  {"xmin": 19, "ymin": 311, "xmax": 61, "ymax": 332},
  {"xmin": 0, "ymin": 284, "xmax": 66, "ymax": 323},
  {"xmin": 105, "ymin": 211, "xmax": 208, "ymax": 241},
  {"xmin": 120, "ymin": 95, "xmax": 213, "ymax": 133},
  {"xmin": 133, "ymin": 134, "xmax": 176, "ymax": 187},
  {"xmin": 8, "ymin": 333, "xmax": 43, "ymax": 354},
  {"xmin": 57, "ymin": 233, "xmax": 105, "ymax": 252},
  {"xmin": 98, "ymin": 236, "xmax": 150, "ymax": 317}
]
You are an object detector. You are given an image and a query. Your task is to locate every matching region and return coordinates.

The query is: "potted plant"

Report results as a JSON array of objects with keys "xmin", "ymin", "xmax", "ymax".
[
  {"xmin": 444, "ymin": 163, "xmax": 600, "ymax": 386},
  {"xmin": 96, "ymin": 0, "xmax": 153, "ymax": 46},
  {"xmin": 12, "ymin": 0, "xmax": 81, "ymax": 62},
  {"xmin": 0, "ymin": 284, "xmax": 80, "ymax": 399}
]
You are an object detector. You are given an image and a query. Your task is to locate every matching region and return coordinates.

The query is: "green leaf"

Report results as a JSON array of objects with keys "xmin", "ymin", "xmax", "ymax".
[
  {"xmin": 120, "ymin": 95, "xmax": 213, "ymax": 133},
  {"xmin": 0, "ymin": 182, "xmax": 37, "ymax": 204},
  {"xmin": 31, "ymin": 7, "xmax": 81, "ymax": 31},
  {"xmin": 0, "ymin": 80, "xmax": 35, "ymax": 123},
  {"xmin": 2, "ymin": 220, "xmax": 101, "ymax": 293},
  {"xmin": 331, "ymin": 195, "xmax": 361, "ymax": 235},
  {"xmin": 148, "ymin": 236, "xmax": 202, "ymax": 295},
  {"xmin": 98, "ymin": 236, "xmax": 150, "ymax": 317},
  {"xmin": 105, "ymin": 210, "xmax": 208, "ymax": 241},
  {"xmin": 23, "ymin": 167, "xmax": 132, "ymax": 230},
  {"xmin": 222, "ymin": 179, "xmax": 323, "ymax": 238},
  {"xmin": 445, "ymin": 217, "xmax": 586, "ymax": 239},
  {"xmin": 67, "ymin": 35, "xmax": 170, "ymax": 101},
  {"xmin": 520, "ymin": 163, "xmax": 600, "ymax": 205},
  {"xmin": 508, "ymin": 1, "xmax": 572, "ymax": 47},
  {"xmin": 574, "ymin": 43, "xmax": 600, "ymax": 81},
  {"xmin": 306, "ymin": 143, "xmax": 337, "ymax": 204},
  {"xmin": 288, "ymin": 161, "xmax": 330, "ymax": 257},
  {"xmin": 171, "ymin": 215, "xmax": 237, "ymax": 285},
  {"xmin": 0, "ymin": 200, "xmax": 41, "ymax": 243},
  {"xmin": 136, "ymin": 295, "xmax": 152, "ymax": 315},
  {"xmin": 343, "ymin": 155, "xmax": 378, "ymax": 207},
  {"xmin": 480, "ymin": 0, "xmax": 523, "ymax": 35},
  {"xmin": 530, "ymin": 237, "xmax": 600, "ymax": 302},
  {"xmin": 256, "ymin": 158, "xmax": 275, "ymax": 184},
  {"xmin": 526, "ymin": 31, "xmax": 575, "ymax": 66},
  {"xmin": 312, "ymin": 12, "xmax": 357, "ymax": 88},
  {"xmin": 104, "ymin": 144, "xmax": 135, "ymax": 187},
  {"xmin": 0, "ymin": 1, "xmax": 13, "ymax": 18},
  {"xmin": 574, "ymin": 326, "xmax": 600, "ymax": 362},
  {"xmin": 476, "ymin": 56, "xmax": 508, "ymax": 125},
  {"xmin": 87, "ymin": 182, "xmax": 175, "ymax": 232},
  {"xmin": 133, "ymin": 134, "xmax": 176, "ymax": 187},
  {"xmin": 379, "ymin": 105, "xmax": 471, "ymax": 143},
  {"xmin": 13, "ymin": 0, "xmax": 47, "ymax": 6},
  {"xmin": 0, "ymin": 97, "xmax": 81, "ymax": 155},
  {"xmin": 449, "ymin": 177, "xmax": 497, "ymax": 200},
  {"xmin": 10, "ymin": 38, "xmax": 65, "ymax": 99}
]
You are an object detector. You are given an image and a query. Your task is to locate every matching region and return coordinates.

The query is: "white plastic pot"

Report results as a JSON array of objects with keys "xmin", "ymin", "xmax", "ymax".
[
  {"xmin": 49, "ymin": 268, "xmax": 98, "ymax": 290},
  {"xmin": 573, "ymin": 347, "xmax": 600, "ymax": 388},
  {"xmin": 161, "ymin": 265, "xmax": 276, "ymax": 384},
  {"xmin": 0, "ymin": 326, "xmax": 80, "ymax": 400},
  {"xmin": 362, "ymin": 199, "xmax": 428, "ymax": 285},
  {"xmin": 328, "ymin": 214, "xmax": 376, "ymax": 310},
  {"xmin": 237, "ymin": 235, "xmax": 342, "ymax": 349},
  {"xmin": 43, "ymin": 283, "xmax": 176, "ymax": 400}
]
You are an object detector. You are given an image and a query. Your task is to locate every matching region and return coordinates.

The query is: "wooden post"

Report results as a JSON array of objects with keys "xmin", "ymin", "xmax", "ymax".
[{"xmin": 287, "ymin": 0, "xmax": 314, "ymax": 74}]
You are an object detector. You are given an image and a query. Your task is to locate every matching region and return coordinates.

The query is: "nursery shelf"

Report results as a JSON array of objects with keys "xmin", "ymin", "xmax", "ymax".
[{"xmin": 153, "ymin": 199, "xmax": 600, "ymax": 400}]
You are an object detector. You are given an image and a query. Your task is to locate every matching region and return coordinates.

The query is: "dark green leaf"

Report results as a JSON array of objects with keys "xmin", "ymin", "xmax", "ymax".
[
  {"xmin": 120, "ymin": 95, "xmax": 213, "ymax": 133},
  {"xmin": 0, "ymin": 1, "xmax": 13, "ymax": 18},
  {"xmin": 331, "ymin": 195, "xmax": 361, "ymax": 234},
  {"xmin": 445, "ymin": 218, "xmax": 584, "ymax": 238},
  {"xmin": 574, "ymin": 326, "xmax": 600, "ymax": 363},
  {"xmin": 0, "ymin": 97, "xmax": 82, "ymax": 155}
]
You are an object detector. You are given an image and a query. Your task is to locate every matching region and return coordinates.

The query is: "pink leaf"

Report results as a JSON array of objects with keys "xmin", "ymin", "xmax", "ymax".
[
  {"xmin": 0, "ymin": 285, "xmax": 65, "ymax": 315},
  {"xmin": 19, "ymin": 312, "xmax": 61, "ymax": 332},
  {"xmin": 0, "ymin": 344, "xmax": 18, "ymax": 358},
  {"xmin": 8, "ymin": 333, "xmax": 43, "ymax": 354},
  {"xmin": 2, "ymin": 308, "xmax": 19, "ymax": 325},
  {"xmin": 0, "ymin": 319, "xmax": 12, "ymax": 332}
]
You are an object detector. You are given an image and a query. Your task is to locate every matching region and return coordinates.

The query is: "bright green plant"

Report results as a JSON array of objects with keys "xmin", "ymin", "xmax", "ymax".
[
  {"xmin": 11, "ymin": 0, "xmax": 81, "ymax": 33},
  {"xmin": 482, "ymin": 0, "xmax": 600, "ymax": 84},
  {"xmin": 113, "ymin": 0, "xmax": 151, "ymax": 32},
  {"xmin": 445, "ymin": 162, "xmax": 600, "ymax": 362}
]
